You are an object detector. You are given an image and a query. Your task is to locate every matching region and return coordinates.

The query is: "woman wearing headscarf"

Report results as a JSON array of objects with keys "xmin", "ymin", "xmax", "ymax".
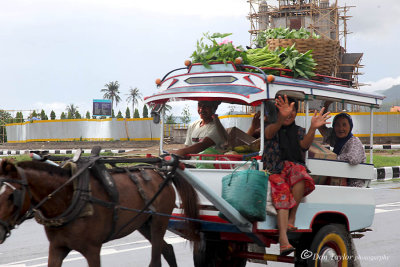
[
  {"xmin": 318, "ymin": 109, "xmax": 366, "ymax": 165},
  {"xmin": 264, "ymin": 95, "xmax": 331, "ymax": 256},
  {"xmin": 318, "ymin": 103, "xmax": 366, "ymax": 188}
]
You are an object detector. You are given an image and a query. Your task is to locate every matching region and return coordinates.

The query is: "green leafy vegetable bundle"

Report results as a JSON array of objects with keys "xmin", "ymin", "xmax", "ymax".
[
  {"xmin": 247, "ymin": 46, "xmax": 282, "ymax": 69},
  {"xmin": 255, "ymin": 27, "xmax": 320, "ymax": 47},
  {"xmin": 275, "ymin": 44, "xmax": 317, "ymax": 79},
  {"xmin": 191, "ymin": 33, "xmax": 248, "ymax": 68}
]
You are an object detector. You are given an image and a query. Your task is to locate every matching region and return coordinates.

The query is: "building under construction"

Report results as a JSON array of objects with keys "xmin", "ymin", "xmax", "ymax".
[{"xmin": 247, "ymin": 0, "xmax": 363, "ymax": 89}]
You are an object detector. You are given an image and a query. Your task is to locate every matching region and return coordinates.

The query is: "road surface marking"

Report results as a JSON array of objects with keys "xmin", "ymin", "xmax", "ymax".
[
  {"xmin": 0, "ymin": 236, "xmax": 186, "ymax": 267},
  {"xmin": 375, "ymin": 202, "xmax": 400, "ymax": 214}
]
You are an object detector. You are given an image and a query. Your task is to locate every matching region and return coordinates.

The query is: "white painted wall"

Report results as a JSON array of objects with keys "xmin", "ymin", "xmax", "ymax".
[
  {"xmin": 6, "ymin": 112, "xmax": 400, "ymax": 143},
  {"xmin": 6, "ymin": 118, "xmax": 160, "ymax": 142}
]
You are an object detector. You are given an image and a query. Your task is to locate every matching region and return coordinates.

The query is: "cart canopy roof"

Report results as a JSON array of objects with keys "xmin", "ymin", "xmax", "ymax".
[{"xmin": 144, "ymin": 62, "xmax": 384, "ymax": 108}]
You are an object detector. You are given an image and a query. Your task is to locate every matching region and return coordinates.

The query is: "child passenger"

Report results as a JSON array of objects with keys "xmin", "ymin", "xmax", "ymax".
[{"xmin": 264, "ymin": 95, "xmax": 331, "ymax": 256}]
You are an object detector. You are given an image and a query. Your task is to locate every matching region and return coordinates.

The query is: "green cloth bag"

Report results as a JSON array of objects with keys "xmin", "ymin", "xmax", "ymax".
[
  {"xmin": 220, "ymin": 160, "xmax": 268, "ymax": 222},
  {"xmin": 195, "ymin": 147, "xmax": 221, "ymax": 169}
]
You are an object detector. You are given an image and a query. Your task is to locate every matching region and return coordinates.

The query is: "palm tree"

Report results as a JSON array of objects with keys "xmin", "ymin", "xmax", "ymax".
[
  {"xmin": 164, "ymin": 104, "xmax": 172, "ymax": 114},
  {"xmin": 101, "ymin": 81, "xmax": 121, "ymax": 110},
  {"xmin": 66, "ymin": 104, "xmax": 79, "ymax": 119},
  {"xmin": 162, "ymin": 104, "xmax": 173, "ymax": 121},
  {"xmin": 126, "ymin": 87, "xmax": 142, "ymax": 115}
]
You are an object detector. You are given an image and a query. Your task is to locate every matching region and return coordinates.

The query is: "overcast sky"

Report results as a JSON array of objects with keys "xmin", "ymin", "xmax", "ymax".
[{"xmin": 1, "ymin": 0, "xmax": 399, "ymax": 118}]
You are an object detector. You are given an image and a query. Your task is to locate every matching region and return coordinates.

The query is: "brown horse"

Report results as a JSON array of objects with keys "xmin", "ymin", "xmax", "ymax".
[{"xmin": 0, "ymin": 158, "xmax": 199, "ymax": 267}]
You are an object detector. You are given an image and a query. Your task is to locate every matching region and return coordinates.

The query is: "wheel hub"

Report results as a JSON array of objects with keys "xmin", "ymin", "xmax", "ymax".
[{"xmin": 319, "ymin": 247, "xmax": 339, "ymax": 267}]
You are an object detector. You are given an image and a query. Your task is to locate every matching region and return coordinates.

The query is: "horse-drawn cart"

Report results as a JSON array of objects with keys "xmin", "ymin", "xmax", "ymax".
[
  {"xmin": 0, "ymin": 60, "xmax": 384, "ymax": 267},
  {"xmin": 144, "ymin": 61, "xmax": 384, "ymax": 266}
]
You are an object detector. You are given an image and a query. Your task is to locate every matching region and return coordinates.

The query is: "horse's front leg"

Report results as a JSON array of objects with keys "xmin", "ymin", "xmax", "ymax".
[
  {"xmin": 48, "ymin": 244, "xmax": 70, "ymax": 267},
  {"xmin": 81, "ymin": 245, "xmax": 102, "ymax": 267}
]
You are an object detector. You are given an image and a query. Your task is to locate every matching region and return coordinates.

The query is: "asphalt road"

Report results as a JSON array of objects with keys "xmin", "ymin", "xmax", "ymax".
[{"xmin": 0, "ymin": 180, "xmax": 399, "ymax": 267}]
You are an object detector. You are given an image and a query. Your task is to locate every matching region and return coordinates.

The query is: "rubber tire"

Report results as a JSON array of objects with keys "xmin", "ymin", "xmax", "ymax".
[
  {"xmin": 193, "ymin": 233, "xmax": 247, "ymax": 267},
  {"xmin": 307, "ymin": 224, "xmax": 354, "ymax": 267},
  {"xmin": 294, "ymin": 233, "xmax": 313, "ymax": 267}
]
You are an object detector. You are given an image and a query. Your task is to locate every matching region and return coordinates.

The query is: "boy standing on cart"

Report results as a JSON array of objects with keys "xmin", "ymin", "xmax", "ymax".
[{"xmin": 265, "ymin": 95, "xmax": 331, "ymax": 255}]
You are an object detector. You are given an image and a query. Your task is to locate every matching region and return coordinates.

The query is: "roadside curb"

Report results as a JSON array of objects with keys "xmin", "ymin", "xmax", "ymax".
[
  {"xmin": 374, "ymin": 166, "xmax": 400, "ymax": 181},
  {"xmin": 325, "ymin": 145, "xmax": 400, "ymax": 150},
  {"xmin": 0, "ymin": 149, "xmax": 133, "ymax": 156},
  {"xmin": 364, "ymin": 144, "xmax": 400, "ymax": 150}
]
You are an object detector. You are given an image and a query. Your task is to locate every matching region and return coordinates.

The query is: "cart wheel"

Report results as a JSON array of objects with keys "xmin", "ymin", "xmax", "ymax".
[
  {"xmin": 307, "ymin": 224, "xmax": 354, "ymax": 267},
  {"xmin": 193, "ymin": 233, "xmax": 247, "ymax": 267}
]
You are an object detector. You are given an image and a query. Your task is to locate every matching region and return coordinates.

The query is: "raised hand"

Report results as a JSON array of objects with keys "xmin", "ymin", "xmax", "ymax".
[
  {"xmin": 310, "ymin": 107, "xmax": 331, "ymax": 129},
  {"xmin": 275, "ymin": 95, "xmax": 295, "ymax": 119}
]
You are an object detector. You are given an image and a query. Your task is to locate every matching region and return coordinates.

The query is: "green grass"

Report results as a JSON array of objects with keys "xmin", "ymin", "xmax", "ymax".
[
  {"xmin": 4, "ymin": 152, "xmax": 118, "ymax": 163},
  {"xmin": 366, "ymin": 154, "xmax": 400, "ymax": 168},
  {"xmin": 7, "ymin": 154, "xmax": 32, "ymax": 162}
]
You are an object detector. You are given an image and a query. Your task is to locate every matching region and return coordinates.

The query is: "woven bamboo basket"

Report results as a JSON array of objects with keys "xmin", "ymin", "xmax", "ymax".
[{"xmin": 266, "ymin": 38, "xmax": 340, "ymax": 76}]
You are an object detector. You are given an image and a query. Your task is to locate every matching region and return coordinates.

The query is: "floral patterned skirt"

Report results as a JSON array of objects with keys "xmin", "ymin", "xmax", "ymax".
[{"xmin": 269, "ymin": 161, "xmax": 315, "ymax": 210}]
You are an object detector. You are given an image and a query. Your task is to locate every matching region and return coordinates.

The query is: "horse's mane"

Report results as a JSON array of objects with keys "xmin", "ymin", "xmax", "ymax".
[{"xmin": 17, "ymin": 161, "xmax": 70, "ymax": 177}]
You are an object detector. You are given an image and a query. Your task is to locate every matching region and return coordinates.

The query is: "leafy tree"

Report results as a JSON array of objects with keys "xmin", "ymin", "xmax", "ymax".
[
  {"xmin": 111, "ymin": 109, "xmax": 115, "ymax": 118},
  {"xmin": 60, "ymin": 112, "xmax": 66, "ymax": 119},
  {"xmin": 66, "ymin": 104, "xmax": 78, "ymax": 119},
  {"xmin": 165, "ymin": 114, "xmax": 176, "ymax": 124},
  {"xmin": 181, "ymin": 105, "xmax": 191, "ymax": 124},
  {"xmin": 133, "ymin": 108, "xmax": 140, "ymax": 118},
  {"xmin": 75, "ymin": 111, "xmax": 81, "ymax": 119},
  {"xmin": 40, "ymin": 110, "xmax": 47, "ymax": 120},
  {"xmin": 0, "ymin": 110, "xmax": 12, "ymax": 142},
  {"xmin": 15, "ymin": 112, "xmax": 24, "ymax": 123},
  {"xmin": 30, "ymin": 110, "xmax": 38, "ymax": 119},
  {"xmin": 142, "ymin": 105, "xmax": 149, "ymax": 118},
  {"xmin": 101, "ymin": 81, "xmax": 121, "ymax": 110},
  {"xmin": 0, "ymin": 110, "xmax": 12, "ymax": 122},
  {"xmin": 125, "ymin": 107, "xmax": 131, "ymax": 118},
  {"xmin": 85, "ymin": 111, "xmax": 91, "ymax": 119},
  {"xmin": 117, "ymin": 111, "xmax": 123, "ymax": 118},
  {"xmin": 126, "ymin": 87, "xmax": 142, "ymax": 117},
  {"xmin": 50, "ymin": 110, "xmax": 56, "ymax": 120}
]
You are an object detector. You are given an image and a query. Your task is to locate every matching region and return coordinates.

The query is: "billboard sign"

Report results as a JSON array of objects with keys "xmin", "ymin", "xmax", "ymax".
[{"xmin": 93, "ymin": 99, "xmax": 112, "ymax": 116}]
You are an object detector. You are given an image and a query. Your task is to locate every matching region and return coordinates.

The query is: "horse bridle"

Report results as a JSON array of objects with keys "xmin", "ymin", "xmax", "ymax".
[{"xmin": 0, "ymin": 167, "xmax": 32, "ymax": 238}]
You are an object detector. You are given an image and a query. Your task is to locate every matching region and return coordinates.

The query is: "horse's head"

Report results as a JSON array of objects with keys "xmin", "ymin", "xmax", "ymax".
[{"xmin": 0, "ymin": 159, "xmax": 30, "ymax": 244}]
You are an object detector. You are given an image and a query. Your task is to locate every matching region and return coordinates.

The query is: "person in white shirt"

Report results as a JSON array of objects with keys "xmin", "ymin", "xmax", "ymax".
[{"xmin": 175, "ymin": 101, "xmax": 227, "ymax": 157}]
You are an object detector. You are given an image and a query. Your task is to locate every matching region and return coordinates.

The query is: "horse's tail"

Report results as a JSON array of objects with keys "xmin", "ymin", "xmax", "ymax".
[{"xmin": 171, "ymin": 172, "xmax": 200, "ymax": 241}]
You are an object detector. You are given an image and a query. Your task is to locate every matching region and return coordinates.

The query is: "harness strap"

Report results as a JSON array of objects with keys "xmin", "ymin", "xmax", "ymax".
[
  {"xmin": 90, "ymin": 163, "xmax": 120, "ymax": 243},
  {"xmin": 34, "ymin": 169, "xmax": 92, "ymax": 227},
  {"xmin": 112, "ymin": 168, "xmax": 173, "ymax": 239},
  {"xmin": 31, "ymin": 156, "xmax": 100, "ymax": 213},
  {"xmin": 126, "ymin": 169, "xmax": 156, "ymax": 212}
]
